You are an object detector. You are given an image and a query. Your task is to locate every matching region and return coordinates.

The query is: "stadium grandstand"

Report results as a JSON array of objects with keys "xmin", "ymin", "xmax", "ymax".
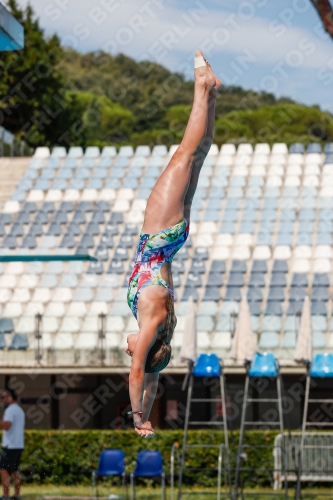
[{"xmin": 0, "ymin": 141, "xmax": 333, "ymax": 428}]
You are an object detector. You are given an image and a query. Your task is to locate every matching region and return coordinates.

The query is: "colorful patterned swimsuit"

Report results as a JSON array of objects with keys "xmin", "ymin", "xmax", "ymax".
[{"xmin": 127, "ymin": 218, "xmax": 189, "ymax": 319}]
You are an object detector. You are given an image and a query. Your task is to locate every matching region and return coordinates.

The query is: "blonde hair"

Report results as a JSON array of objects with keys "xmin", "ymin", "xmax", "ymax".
[{"xmin": 145, "ymin": 293, "xmax": 174, "ymax": 373}]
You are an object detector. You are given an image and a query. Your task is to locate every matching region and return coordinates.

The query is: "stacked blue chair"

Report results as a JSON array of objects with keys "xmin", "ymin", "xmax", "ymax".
[
  {"xmin": 91, "ymin": 449, "xmax": 126, "ymax": 500},
  {"xmin": 130, "ymin": 451, "xmax": 165, "ymax": 500}
]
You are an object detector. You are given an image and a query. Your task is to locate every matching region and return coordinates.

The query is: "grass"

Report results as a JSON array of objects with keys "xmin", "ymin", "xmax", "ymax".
[{"xmin": 17, "ymin": 484, "xmax": 333, "ymax": 500}]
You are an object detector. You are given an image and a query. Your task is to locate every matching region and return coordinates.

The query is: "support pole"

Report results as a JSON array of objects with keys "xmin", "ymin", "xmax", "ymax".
[
  {"xmin": 277, "ymin": 374, "xmax": 288, "ymax": 500},
  {"xmin": 177, "ymin": 372, "xmax": 193, "ymax": 500},
  {"xmin": 35, "ymin": 313, "xmax": 42, "ymax": 364},
  {"xmin": 296, "ymin": 370, "xmax": 311, "ymax": 500},
  {"xmin": 234, "ymin": 374, "xmax": 250, "ymax": 499},
  {"xmin": 98, "ymin": 313, "xmax": 106, "ymax": 365}
]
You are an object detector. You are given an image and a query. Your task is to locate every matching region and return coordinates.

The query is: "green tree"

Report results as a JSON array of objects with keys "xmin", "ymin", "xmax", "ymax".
[
  {"xmin": 0, "ymin": 0, "xmax": 70, "ymax": 147},
  {"xmin": 66, "ymin": 91, "xmax": 134, "ymax": 147}
]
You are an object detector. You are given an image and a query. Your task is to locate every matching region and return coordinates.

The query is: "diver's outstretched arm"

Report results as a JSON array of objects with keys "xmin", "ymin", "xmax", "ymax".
[{"xmin": 133, "ymin": 373, "xmax": 159, "ymax": 438}]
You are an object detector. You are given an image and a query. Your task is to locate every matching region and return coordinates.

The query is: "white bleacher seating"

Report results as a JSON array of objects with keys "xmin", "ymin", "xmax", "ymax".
[
  {"xmin": 172, "ymin": 333, "xmax": 183, "ymax": 348},
  {"xmin": 234, "ymin": 155, "xmax": 251, "ymax": 166},
  {"xmin": 43, "ymin": 316, "xmax": 59, "ymax": 333},
  {"xmin": 284, "ymin": 176, "xmax": 300, "ymax": 187},
  {"xmin": 305, "ymin": 153, "xmax": 321, "ymax": 164},
  {"xmin": 212, "ymin": 247, "xmax": 230, "ymax": 259},
  {"xmin": 304, "ymin": 164, "xmax": 320, "ymax": 175},
  {"xmin": 45, "ymin": 303, "xmax": 66, "ymax": 316},
  {"xmin": 197, "ymin": 332, "xmax": 211, "ymax": 349},
  {"xmin": 217, "ymin": 154, "xmax": 233, "ymax": 166},
  {"xmin": 212, "ymin": 332, "xmax": 231, "ymax": 349},
  {"xmin": 63, "ymin": 189, "xmax": 80, "ymax": 201},
  {"xmin": 18, "ymin": 275, "xmax": 39, "ymax": 288},
  {"xmin": 319, "ymin": 186, "xmax": 333, "ymax": 197},
  {"xmin": 292, "ymin": 259, "xmax": 310, "ymax": 273},
  {"xmin": 11, "ymin": 289, "xmax": 30, "ymax": 303},
  {"xmin": 31, "ymin": 288, "xmax": 51, "ymax": 303},
  {"xmin": 254, "ymin": 143, "xmax": 270, "ymax": 154},
  {"xmin": 126, "ymin": 316, "xmax": 139, "ymax": 333},
  {"xmin": 293, "ymin": 246, "xmax": 312, "ymax": 259},
  {"xmin": 25, "ymin": 302, "xmax": 44, "ymax": 314},
  {"xmin": 286, "ymin": 165, "xmax": 302, "ymax": 175},
  {"xmin": 220, "ymin": 144, "xmax": 236, "ymax": 155},
  {"xmin": 76, "ymin": 332, "xmax": 98, "ymax": 349},
  {"xmin": 135, "ymin": 145, "xmax": 151, "ymax": 157},
  {"xmin": 54, "ymin": 332, "xmax": 74, "ymax": 349},
  {"xmin": 53, "ymin": 288, "xmax": 72, "ymax": 302},
  {"xmin": 252, "ymin": 154, "xmax": 268, "ymax": 165},
  {"xmin": 68, "ymin": 146, "xmax": 83, "ymax": 158},
  {"xmin": 271, "ymin": 143, "xmax": 288, "ymax": 155},
  {"xmin": 152, "ymin": 145, "xmax": 167, "ymax": 156},
  {"xmin": 119, "ymin": 146, "xmax": 134, "ymax": 157},
  {"xmin": 250, "ymin": 165, "xmax": 265, "ymax": 176},
  {"xmin": 60, "ymin": 316, "xmax": 81, "ymax": 333},
  {"xmin": 253, "ymin": 246, "xmax": 271, "ymax": 260},
  {"xmin": 303, "ymin": 175, "xmax": 319, "ymax": 186},
  {"xmin": 323, "ymin": 164, "xmax": 333, "ymax": 175},
  {"xmin": 90, "ymin": 302, "xmax": 108, "ymax": 314},
  {"xmin": 237, "ymin": 143, "xmax": 253, "ymax": 155},
  {"xmin": 4, "ymin": 303, "xmax": 22, "ymax": 317},
  {"xmin": 67, "ymin": 302, "xmax": 87, "ymax": 317},
  {"xmin": 0, "ymin": 275, "xmax": 17, "ymax": 287},
  {"xmin": 3, "ymin": 201, "xmax": 20, "ymax": 213},
  {"xmin": 208, "ymin": 144, "xmax": 219, "ymax": 156},
  {"xmin": 84, "ymin": 147, "xmax": 100, "ymax": 158},
  {"xmin": 81, "ymin": 189, "xmax": 98, "ymax": 201},
  {"xmin": 2, "ymin": 141, "xmax": 333, "ymax": 366},
  {"xmin": 101, "ymin": 146, "xmax": 117, "ymax": 157},
  {"xmin": 105, "ymin": 333, "xmax": 120, "ymax": 350},
  {"xmin": 313, "ymin": 259, "xmax": 331, "ymax": 272},
  {"xmin": 288, "ymin": 154, "xmax": 303, "ymax": 164},
  {"xmin": 33, "ymin": 147, "xmax": 50, "ymax": 159},
  {"xmin": 45, "ymin": 189, "xmax": 63, "ymax": 201},
  {"xmin": 51, "ymin": 146, "xmax": 66, "ymax": 158},
  {"xmin": 27, "ymin": 190, "xmax": 44, "ymax": 202}
]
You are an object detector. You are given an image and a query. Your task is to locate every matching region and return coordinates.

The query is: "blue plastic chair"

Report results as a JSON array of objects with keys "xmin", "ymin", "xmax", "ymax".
[
  {"xmin": 310, "ymin": 354, "xmax": 333, "ymax": 378},
  {"xmin": 249, "ymin": 352, "xmax": 278, "ymax": 377},
  {"xmin": 92, "ymin": 449, "xmax": 125, "ymax": 499},
  {"xmin": 193, "ymin": 353, "xmax": 220, "ymax": 377},
  {"xmin": 130, "ymin": 451, "xmax": 165, "ymax": 500}
]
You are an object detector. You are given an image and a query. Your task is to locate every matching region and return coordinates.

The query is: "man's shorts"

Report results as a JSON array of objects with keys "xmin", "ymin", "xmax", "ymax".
[{"xmin": 0, "ymin": 448, "xmax": 22, "ymax": 473}]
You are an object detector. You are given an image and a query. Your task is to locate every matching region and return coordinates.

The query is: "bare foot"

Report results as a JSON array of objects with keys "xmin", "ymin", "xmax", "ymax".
[
  {"xmin": 204, "ymin": 57, "xmax": 222, "ymax": 96},
  {"xmin": 194, "ymin": 50, "xmax": 216, "ymax": 92},
  {"xmin": 135, "ymin": 421, "xmax": 155, "ymax": 438}
]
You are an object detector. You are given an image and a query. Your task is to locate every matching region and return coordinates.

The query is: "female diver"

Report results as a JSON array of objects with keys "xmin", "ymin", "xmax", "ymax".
[{"xmin": 126, "ymin": 51, "xmax": 222, "ymax": 437}]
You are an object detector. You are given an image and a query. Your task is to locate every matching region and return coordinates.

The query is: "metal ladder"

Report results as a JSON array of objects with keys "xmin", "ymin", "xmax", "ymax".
[
  {"xmin": 296, "ymin": 354, "xmax": 333, "ymax": 500},
  {"xmin": 234, "ymin": 353, "xmax": 289, "ymax": 500},
  {"xmin": 177, "ymin": 354, "xmax": 231, "ymax": 500}
]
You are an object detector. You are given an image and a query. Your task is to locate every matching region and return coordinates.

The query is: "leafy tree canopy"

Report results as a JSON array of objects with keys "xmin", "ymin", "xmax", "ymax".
[
  {"xmin": 1, "ymin": 1, "xmax": 333, "ymax": 150},
  {"xmin": 0, "ymin": 0, "xmax": 69, "ymax": 147}
]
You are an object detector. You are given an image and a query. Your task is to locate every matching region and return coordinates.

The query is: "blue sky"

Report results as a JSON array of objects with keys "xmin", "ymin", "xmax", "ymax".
[{"xmin": 16, "ymin": 0, "xmax": 333, "ymax": 111}]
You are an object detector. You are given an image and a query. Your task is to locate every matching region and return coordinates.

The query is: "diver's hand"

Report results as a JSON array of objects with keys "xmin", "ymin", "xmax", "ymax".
[{"xmin": 134, "ymin": 420, "xmax": 154, "ymax": 438}]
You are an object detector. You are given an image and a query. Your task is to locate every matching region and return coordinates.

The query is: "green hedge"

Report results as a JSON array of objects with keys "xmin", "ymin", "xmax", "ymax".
[{"xmin": 19, "ymin": 430, "xmax": 279, "ymax": 487}]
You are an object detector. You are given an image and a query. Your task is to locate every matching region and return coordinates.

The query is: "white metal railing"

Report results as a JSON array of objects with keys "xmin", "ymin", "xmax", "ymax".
[{"xmin": 274, "ymin": 432, "xmax": 333, "ymax": 489}]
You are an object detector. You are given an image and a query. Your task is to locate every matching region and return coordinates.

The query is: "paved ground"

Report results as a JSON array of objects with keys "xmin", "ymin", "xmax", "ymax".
[{"xmin": 0, "ymin": 157, "xmax": 30, "ymax": 210}]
